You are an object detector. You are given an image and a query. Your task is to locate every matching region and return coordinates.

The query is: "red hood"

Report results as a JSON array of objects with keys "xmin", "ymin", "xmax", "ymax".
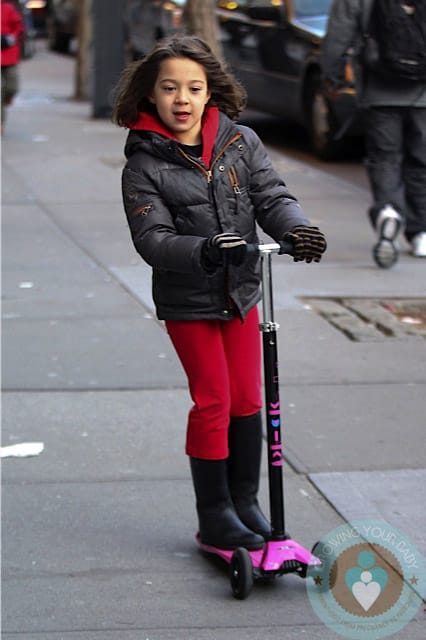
[{"xmin": 129, "ymin": 106, "xmax": 219, "ymax": 168}]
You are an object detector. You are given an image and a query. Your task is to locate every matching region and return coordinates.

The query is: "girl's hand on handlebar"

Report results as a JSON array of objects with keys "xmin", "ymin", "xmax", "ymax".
[
  {"xmin": 282, "ymin": 226, "xmax": 327, "ymax": 263},
  {"xmin": 202, "ymin": 232, "xmax": 247, "ymax": 270}
]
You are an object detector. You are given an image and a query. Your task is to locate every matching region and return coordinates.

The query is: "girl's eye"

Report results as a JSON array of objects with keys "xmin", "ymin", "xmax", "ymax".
[
  {"xmin": 163, "ymin": 86, "xmax": 175, "ymax": 93},
  {"xmin": 191, "ymin": 87, "xmax": 202, "ymax": 93}
]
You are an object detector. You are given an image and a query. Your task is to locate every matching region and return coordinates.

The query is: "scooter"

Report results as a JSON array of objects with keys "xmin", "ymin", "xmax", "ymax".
[{"xmin": 197, "ymin": 241, "xmax": 322, "ymax": 599}]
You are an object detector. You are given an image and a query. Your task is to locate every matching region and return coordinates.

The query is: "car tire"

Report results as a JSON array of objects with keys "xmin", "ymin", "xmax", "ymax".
[
  {"xmin": 47, "ymin": 20, "xmax": 71, "ymax": 53},
  {"xmin": 306, "ymin": 72, "xmax": 342, "ymax": 161}
]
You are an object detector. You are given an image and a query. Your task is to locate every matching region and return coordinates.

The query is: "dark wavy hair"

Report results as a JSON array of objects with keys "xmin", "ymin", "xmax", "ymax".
[{"xmin": 112, "ymin": 34, "xmax": 247, "ymax": 127}]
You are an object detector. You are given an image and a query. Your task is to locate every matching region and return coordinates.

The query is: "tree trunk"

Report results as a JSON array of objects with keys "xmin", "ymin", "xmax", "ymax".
[
  {"xmin": 183, "ymin": 0, "xmax": 223, "ymax": 61},
  {"xmin": 74, "ymin": 0, "xmax": 91, "ymax": 100}
]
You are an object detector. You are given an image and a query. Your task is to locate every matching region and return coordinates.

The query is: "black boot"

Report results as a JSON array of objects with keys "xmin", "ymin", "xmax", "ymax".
[
  {"xmin": 190, "ymin": 457, "xmax": 265, "ymax": 550},
  {"xmin": 228, "ymin": 412, "xmax": 272, "ymax": 540}
]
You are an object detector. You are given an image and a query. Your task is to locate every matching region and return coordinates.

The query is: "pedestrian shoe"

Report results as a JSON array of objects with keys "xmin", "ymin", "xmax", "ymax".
[
  {"xmin": 372, "ymin": 204, "xmax": 402, "ymax": 268},
  {"xmin": 410, "ymin": 232, "xmax": 426, "ymax": 258}
]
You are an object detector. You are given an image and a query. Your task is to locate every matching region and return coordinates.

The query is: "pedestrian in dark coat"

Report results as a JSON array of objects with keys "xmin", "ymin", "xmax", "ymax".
[
  {"xmin": 113, "ymin": 34, "xmax": 326, "ymax": 551},
  {"xmin": 322, "ymin": 0, "xmax": 426, "ymax": 265}
]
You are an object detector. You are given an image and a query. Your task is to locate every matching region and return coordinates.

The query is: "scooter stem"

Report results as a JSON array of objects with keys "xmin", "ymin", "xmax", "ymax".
[{"xmin": 258, "ymin": 244, "xmax": 287, "ymax": 539}]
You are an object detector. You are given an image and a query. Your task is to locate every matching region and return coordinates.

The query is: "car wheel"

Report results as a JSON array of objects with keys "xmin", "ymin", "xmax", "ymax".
[{"xmin": 307, "ymin": 73, "xmax": 341, "ymax": 160}]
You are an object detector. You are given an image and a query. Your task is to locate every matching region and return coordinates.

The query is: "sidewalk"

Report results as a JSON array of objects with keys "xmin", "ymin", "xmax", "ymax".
[{"xmin": 2, "ymin": 43, "xmax": 425, "ymax": 639}]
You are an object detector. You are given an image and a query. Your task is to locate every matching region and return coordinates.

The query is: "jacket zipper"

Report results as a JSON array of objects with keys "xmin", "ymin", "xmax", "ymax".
[
  {"xmin": 210, "ymin": 132, "xmax": 242, "ymax": 175},
  {"xmin": 211, "ymin": 133, "xmax": 243, "ymax": 314},
  {"xmin": 177, "ymin": 132, "xmax": 242, "ymax": 183},
  {"xmin": 178, "ymin": 133, "xmax": 243, "ymax": 316},
  {"xmin": 228, "ymin": 165, "xmax": 241, "ymax": 194},
  {"xmin": 228, "ymin": 165, "xmax": 241, "ymax": 216},
  {"xmin": 177, "ymin": 147, "xmax": 212, "ymax": 181}
]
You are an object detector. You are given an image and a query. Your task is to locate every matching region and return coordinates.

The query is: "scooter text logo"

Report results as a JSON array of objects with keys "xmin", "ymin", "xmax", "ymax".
[
  {"xmin": 268, "ymin": 401, "xmax": 282, "ymax": 466},
  {"xmin": 306, "ymin": 520, "xmax": 425, "ymax": 639}
]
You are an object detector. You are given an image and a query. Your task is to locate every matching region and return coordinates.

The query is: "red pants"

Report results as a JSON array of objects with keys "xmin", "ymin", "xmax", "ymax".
[{"xmin": 166, "ymin": 307, "xmax": 262, "ymax": 460}]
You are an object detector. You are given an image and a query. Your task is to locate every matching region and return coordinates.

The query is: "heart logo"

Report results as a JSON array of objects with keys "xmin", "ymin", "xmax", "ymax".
[{"xmin": 352, "ymin": 580, "xmax": 381, "ymax": 611}]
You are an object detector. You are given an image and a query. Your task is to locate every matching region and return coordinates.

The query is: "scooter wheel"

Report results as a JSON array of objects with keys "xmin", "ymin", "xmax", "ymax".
[
  {"xmin": 310, "ymin": 540, "xmax": 335, "ymax": 589},
  {"xmin": 230, "ymin": 547, "xmax": 253, "ymax": 600}
]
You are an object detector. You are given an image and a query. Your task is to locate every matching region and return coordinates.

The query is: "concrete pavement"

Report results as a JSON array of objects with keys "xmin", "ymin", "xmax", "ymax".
[{"xmin": 2, "ymin": 42, "xmax": 425, "ymax": 638}]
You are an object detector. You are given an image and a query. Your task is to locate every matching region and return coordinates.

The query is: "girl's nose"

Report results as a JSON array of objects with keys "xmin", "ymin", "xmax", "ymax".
[{"xmin": 175, "ymin": 89, "xmax": 189, "ymax": 104}]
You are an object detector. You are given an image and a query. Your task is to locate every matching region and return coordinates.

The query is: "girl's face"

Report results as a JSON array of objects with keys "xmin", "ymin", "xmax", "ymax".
[{"xmin": 149, "ymin": 57, "xmax": 211, "ymax": 145}]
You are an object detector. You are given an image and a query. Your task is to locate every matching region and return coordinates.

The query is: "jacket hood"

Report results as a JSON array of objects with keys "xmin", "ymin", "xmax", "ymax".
[{"xmin": 125, "ymin": 106, "xmax": 232, "ymax": 168}]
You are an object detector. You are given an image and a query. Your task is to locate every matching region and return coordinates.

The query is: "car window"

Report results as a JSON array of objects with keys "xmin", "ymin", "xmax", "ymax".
[
  {"xmin": 248, "ymin": 0, "xmax": 273, "ymax": 6},
  {"xmin": 293, "ymin": 0, "xmax": 331, "ymax": 18}
]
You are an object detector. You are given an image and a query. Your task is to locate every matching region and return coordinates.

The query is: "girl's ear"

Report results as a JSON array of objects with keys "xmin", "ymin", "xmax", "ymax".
[{"xmin": 148, "ymin": 95, "xmax": 156, "ymax": 104}]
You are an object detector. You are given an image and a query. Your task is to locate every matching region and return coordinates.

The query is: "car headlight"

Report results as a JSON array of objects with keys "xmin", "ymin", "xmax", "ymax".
[{"xmin": 26, "ymin": 1, "xmax": 47, "ymax": 10}]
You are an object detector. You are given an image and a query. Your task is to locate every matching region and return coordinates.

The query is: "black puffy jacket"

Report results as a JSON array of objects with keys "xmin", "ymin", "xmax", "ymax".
[{"xmin": 122, "ymin": 111, "xmax": 310, "ymax": 321}]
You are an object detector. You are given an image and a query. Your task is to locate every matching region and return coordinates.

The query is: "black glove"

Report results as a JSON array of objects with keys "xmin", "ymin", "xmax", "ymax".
[
  {"xmin": 282, "ymin": 225, "xmax": 327, "ymax": 263},
  {"xmin": 1, "ymin": 34, "xmax": 16, "ymax": 49},
  {"xmin": 202, "ymin": 232, "xmax": 247, "ymax": 270}
]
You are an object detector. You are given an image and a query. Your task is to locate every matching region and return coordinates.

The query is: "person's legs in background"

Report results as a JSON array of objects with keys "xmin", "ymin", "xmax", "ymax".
[
  {"xmin": 1, "ymin": 65, "xmax": 19, "ymax": 133},
  {"xmin": 403, "ymin": 107, "xmax": 426, "ymax": 257},
  {"xmin": 364, "ymin": 106, "xmax": 404, "ymax": 267}
]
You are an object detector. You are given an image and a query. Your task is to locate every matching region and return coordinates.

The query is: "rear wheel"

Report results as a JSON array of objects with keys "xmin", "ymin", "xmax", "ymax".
[{"xmin": 310, "ymin": 540, "xmax": 335, "ymax": 589}]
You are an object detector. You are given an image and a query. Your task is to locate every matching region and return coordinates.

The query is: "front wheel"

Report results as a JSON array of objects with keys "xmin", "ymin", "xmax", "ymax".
[{"xmin": 230, "ymin": 547, "xmax": 253, "ymax": 600}]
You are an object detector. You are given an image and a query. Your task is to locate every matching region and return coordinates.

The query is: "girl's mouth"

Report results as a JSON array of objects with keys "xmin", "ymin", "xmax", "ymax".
[{"xmin": 173, "ymin": 112, "xmax": 191, "ymax": 121}]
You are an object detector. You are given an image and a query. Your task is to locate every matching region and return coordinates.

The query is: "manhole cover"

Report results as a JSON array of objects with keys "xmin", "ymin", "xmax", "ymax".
[{"xmin": 304, "ymin": 298, "xmax": 426, "ymax": 342}]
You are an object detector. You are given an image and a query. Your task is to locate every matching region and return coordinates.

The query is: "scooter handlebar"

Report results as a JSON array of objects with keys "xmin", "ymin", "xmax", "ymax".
[{"xmin": 246, "ymin": 240, "xmax": 294, "ymax": 256}]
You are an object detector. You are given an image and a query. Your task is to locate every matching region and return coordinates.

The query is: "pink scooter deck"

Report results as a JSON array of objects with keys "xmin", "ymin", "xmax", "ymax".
[{"xmin": 197, "ymin": 534, "xmax": 321, "ymax": 575}]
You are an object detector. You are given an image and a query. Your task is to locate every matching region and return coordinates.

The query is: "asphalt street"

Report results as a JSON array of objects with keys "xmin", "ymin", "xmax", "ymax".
[{"xmin": 1, "ymin": 42, "xmax": 425, "ymax": 639}]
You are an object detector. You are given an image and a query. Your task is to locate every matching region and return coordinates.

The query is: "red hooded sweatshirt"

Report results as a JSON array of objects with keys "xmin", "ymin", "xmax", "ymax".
[
  {"xmin": 1, "ymin": 0, "xmax": 24, "ymax": 67},
  {"xmin": 129, "ymin": 105, "xmax": 220, "ymax": 169}
]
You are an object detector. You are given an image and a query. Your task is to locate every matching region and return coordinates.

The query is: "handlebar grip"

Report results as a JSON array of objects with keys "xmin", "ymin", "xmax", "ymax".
[
  {"xmin": 277, "ymin": 240, "xmax": 294, "ymax": 255},
  {"xmin": 245, "ymin": 244, "xmax": 259, "ymax": 256},
  {"xmin": 246, "ymin": 240, "xmax": 294, "ymax": 256}
]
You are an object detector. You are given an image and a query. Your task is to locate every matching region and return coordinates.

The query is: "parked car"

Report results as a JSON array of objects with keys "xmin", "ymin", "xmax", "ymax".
[
  {"xmin": 46, "ymin": 0, "xmax": 78, "ymax": 53},
  {"xmin": 215, "ymin": 0, "xmax": 358, "ymax": 159}
]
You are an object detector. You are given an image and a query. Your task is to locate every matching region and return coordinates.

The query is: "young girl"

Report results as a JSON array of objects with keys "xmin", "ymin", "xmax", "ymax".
[{"xmin": 113, "ymin": 35, "xmax": 326, "ymax": 551}]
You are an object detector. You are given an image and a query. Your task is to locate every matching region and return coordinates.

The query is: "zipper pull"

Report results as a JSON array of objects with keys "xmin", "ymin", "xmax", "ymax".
[
  {"xmin": 228, "ymin": 166, "xmax": 241, "ymax": 194},
  {"xmin": 207, "ymin": 170, "xmax": 213, "ymax": 183}
]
